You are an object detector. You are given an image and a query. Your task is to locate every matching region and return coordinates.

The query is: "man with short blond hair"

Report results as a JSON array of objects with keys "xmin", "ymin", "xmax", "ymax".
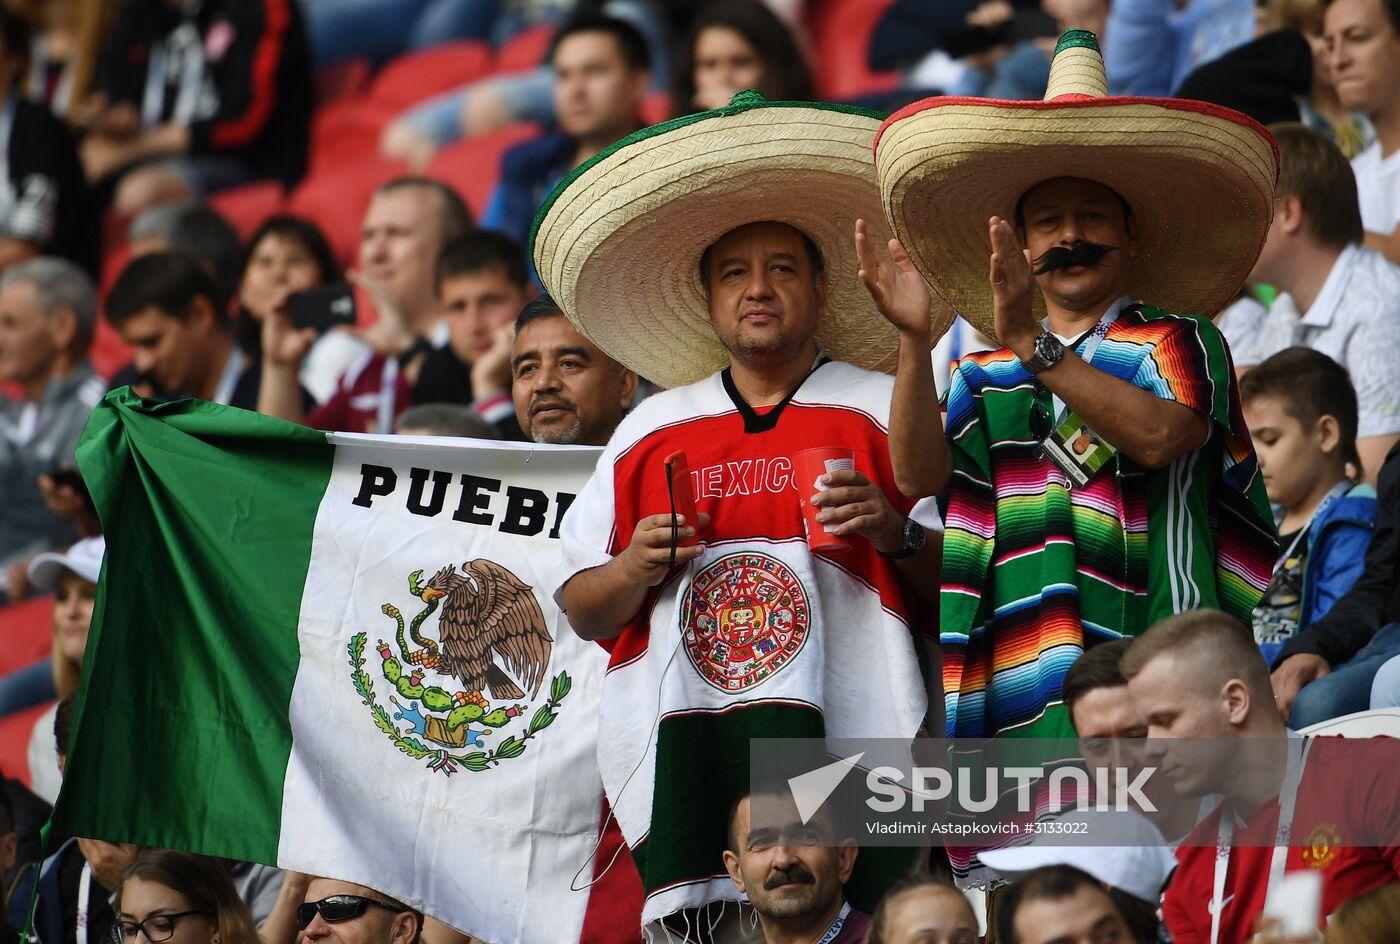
[{"xmin": 1124, "ymin": 608, "xmax": 1400, "ymax": 942}]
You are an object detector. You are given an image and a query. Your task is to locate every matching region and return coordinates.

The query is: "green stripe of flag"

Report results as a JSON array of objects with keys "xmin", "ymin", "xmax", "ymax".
[{"xmin": 54, "ymin": 390, "xmax": 335, "ymax": 865}]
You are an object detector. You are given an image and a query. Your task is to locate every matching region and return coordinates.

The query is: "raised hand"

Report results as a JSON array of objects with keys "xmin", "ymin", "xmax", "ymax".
[
  {"xmin": 988, "ymin": 216, "xmax": 1038, "ymax": 351},
  {"xmin": 856, "ymin": 219, "xmax": 943, "ymax": 342}
]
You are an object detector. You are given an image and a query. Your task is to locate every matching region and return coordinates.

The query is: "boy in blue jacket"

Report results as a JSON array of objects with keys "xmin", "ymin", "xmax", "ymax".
[{"xmin": 1243, "ymin": 347, "xmax": 1378, "ymax": 664}]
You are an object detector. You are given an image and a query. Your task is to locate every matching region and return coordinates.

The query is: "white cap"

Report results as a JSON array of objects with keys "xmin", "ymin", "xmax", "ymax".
[
  {"xmin": 977, "ymin": 808, "xmax": 1176, "ymax": 903},
  {"xmin": 27, "ymin": 536, "xmax": 105, "ymax": 593}
]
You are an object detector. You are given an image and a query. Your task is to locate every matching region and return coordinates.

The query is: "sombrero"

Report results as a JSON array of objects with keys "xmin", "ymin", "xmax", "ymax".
[
  {"xmin": 530, "ymin": 91, "xmax": 909, "ymax": 390},
  {"xmin": 875, "ymin": 29, "xmax": 1278, "ymax": 338}
]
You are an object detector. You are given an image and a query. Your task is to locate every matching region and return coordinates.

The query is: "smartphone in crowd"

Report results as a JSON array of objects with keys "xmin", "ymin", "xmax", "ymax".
[{"xmin": 288, "ymin": 283, "xmax": 357, "ymax": 333}]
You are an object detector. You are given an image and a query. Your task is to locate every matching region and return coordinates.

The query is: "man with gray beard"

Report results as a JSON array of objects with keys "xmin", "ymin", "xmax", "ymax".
[{"xmin": 509, "ymin": 295, "xmax": 637, "ymax": 446}]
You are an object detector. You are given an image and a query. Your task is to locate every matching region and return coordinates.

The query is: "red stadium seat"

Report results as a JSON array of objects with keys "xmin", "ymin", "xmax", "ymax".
[
  {"xmin": 0, "ymin": 597, "xmax": 54, "ymax": 677},
  {"xmin": 495, "ymin": 25, "xmax": 555, "ymax": 74},
  {"xmin": 808, "ymin": 0, "xmax": 899, "ymax": 101},
  {"xmin": 287, "ymin": 155, "xmax": 409, "ymax": 266},
  {"xmin": 315, "ymin": 58, "xmax": 373, "ymax": 108},
  {"xmin": 425, "ymin": 122, "xmax": 539, "ymax": 221},
  {"xmin": 308, "ymin": 100, "xmax": 398, "ymax": 174},
  {"xmin": 208, "ymin": 181, "xmax": 287, "ymax": 241},
  {"xmin": 0, "ymin": 701, "xmax": 52, "ymax": 788},
  {"xmin": 640, "ymin": 91, "xmax": 669, "ymax": 126},
  {"xmin": 367, "ymin": 41, "xmax": 495, "ymax": 112}
]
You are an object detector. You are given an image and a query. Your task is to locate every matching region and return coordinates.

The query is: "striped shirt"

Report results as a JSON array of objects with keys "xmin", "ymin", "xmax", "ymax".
[{"xmin": 940, "ymin": 304, "xmax": 1276, "ymax": 741}]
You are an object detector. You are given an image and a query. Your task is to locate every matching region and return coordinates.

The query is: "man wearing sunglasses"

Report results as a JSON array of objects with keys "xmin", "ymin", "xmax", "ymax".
[{"xmin": 295, "ymin": 879, "xmax": 421, "ymax": 944}]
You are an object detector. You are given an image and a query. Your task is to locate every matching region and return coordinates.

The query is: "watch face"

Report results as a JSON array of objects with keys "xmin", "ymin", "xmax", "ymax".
[{"xmin": 906, "ymin": 519, "xmax": 926, "ymax": 551}]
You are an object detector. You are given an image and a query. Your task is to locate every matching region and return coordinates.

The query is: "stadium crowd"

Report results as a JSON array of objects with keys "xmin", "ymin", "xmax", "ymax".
[{"xmin": 1, "ymin": 0, "xmax": 1399, "ymax": 942}]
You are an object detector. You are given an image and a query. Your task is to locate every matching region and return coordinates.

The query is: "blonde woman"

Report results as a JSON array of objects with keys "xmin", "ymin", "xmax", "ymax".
[{"xmin": 23, "ymin": 536, "xmax": 102, "ymax": 804}]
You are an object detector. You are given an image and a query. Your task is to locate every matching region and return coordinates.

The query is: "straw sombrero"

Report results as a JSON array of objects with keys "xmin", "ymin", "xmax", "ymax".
[
  {"xmin": 876, "ymin": 29, "xmax": 1278, "ymax": 338},
  {"xmin": 530, "ymin": 91, "xmax": 908, "ymax": 390}
]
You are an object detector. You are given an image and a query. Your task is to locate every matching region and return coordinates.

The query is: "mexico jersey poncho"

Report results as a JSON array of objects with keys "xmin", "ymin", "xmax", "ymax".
[
  {"xmin": 557, "ymin": 360, "xmax": 941, "ymax": 926},
  {"xmin": 940, "ymin": 305, "xmax": 1276, "ymax": 741}
]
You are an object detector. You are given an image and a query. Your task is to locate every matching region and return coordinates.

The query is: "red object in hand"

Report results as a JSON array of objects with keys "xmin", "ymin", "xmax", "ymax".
[
  {"xmin": 794, "ymin": 447, "xmax": 857, "ymax": 554},
  {"xmin": 664, "ymin": 450, "xmax": 700, "ymax": 548}
]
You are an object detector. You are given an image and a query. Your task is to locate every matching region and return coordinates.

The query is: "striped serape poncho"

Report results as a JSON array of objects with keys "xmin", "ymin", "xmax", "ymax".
[{"xmin": 939, "ymin": 302, "xmax": 1277, "ymax": 741}]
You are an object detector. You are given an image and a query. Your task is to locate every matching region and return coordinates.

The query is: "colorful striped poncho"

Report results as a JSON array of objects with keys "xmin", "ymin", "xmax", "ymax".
[{"xmin": 940, "ymin": 304, "xmax": 1276, "ymax": 741}]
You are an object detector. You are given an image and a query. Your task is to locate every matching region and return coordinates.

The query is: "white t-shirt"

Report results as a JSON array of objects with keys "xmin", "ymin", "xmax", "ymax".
[{"xmin": 1351, "ymin": 140, "xmax": 1400, "ymax": 236}]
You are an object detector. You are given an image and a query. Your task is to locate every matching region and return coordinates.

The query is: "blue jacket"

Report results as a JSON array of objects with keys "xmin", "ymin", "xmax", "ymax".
[
  {"xmin": 481, "ymin": 131, "xmax": 577, "ymax": 247},
  {"xmin": 1300, "ymin": 482, "xmax": 1378, "ymax": 629}
]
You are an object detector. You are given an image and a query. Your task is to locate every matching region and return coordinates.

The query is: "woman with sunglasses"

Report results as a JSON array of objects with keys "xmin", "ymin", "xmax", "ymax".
[{"xmin": 114, "ymin": 851, "xmax": 260, "ymax": 944}]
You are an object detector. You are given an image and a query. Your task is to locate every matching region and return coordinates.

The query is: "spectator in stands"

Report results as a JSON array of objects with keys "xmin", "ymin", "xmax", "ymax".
[
  {"xmin": 115, "ymin": 851, "xmax": 261, "ymax": 944},
  {"xmin": 1104, "ymin": 0, "xmax": 1257, "ymax": 97},
  {"xmin": 0, "ymin": 258, "xmax": 102, "ymax": 597},
  {"xmin": 479, "ymin": 15, "xmax": 651, "ymax": 247},
  {"xmin": 395, "ymin": 403, "xmax": 500, "ymax": 439},
  {"xmin": 9, "ymin": 692, "xmax": 136, "ymax": 944},
  {"xmin": 0, "ymin": 9, "xmax": 96, "ymax": 275},
  {"xmin": 235, "ymin": 216, "xmax": 341, "ymax": 401},
  {"xmin": 296, "ymin": 877, "xmax": 421, "ymax": 944},
  {"xmin": 1235, "ymin": 124, "xmax": 1400, "ymax": 478},
  {"xmin": 1177, "ymin": 1, "xmax": 1373, "ymax": 159},
  {"xmin": 302, "ymin": 0, "xmax": 571, "ymax": 67},
  {"xmin": 3, "ymin": 538, "xmax": 103, "ymax": 807},
  {"xmin": 1124, "ymin": 609, "xmax": 1400, "ymax": 941},
  {"xmin": 379, "ymin": 3, "xmax": 672, "ymax": 169},
  {"xmin": 955, "ymin": 0, "xmax": 1111, "ymax": 102},
  {"xmin": 669, "ymin": 0, "xmax": 811, "ymax": 116},
  {"xmin": 14, "ymin": 0, "xmax": 112, "ymax": 128},
  {"xmin": 81, "ymin": 0, "xmax": 312, "ymax": 216},
  {"xmin": 412, "ymin": 231, "xmax": 533, "ymax": 438},
  {"xmin": 1326, "ymin": 0, "xmax": 1400, "ymax": 262},
  {"xmin": 127, "ymin": 201, "xmax": 245, "ymax": 303},
  {"xmin": 258, "ymin": 177, "xmax": 473, "ymax": 433},
  {"xmin": 509, "ymin": 294, "xmax": 636, "ymax": 446},
  {"xmin": 1242, "ymin": 348, "xmax": 1376, "ymax": 664},
  {"xmin": 722, "ymin": 784, "xmax": 868, "ymax": 943},
  {"xmin": 980, "ymin": 812, "xmax": 1170, "ymax": 944},
  {"xmin": 861, "ymin": 875, "xmax": 978, "ymax": 944},
  {"xmin": 1061, "ymin": 639, "xmax": 1199, "ymax": 841},
  {"xmin": 1272, "ymin": 442, "xmax": 1400, "ymax": 724},
  {"xmin": 107, "ymin": 252, "xmax": 288, "ymax": 412},
  {"xmin": 995, "ymin": 865, "xmax": 1144, "ymax": 944}
]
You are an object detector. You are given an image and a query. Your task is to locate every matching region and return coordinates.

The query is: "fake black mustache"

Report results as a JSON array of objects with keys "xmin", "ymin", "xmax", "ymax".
[
  {"xmin": 1032, "ymin": 242, "xmax": 1118, "ymax": 275},
  {"xmin": 765, "ymin": 864, "xmax": 815, "ymax": 890}
]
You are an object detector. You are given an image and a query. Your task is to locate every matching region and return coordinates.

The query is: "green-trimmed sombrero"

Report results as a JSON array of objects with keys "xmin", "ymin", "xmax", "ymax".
[
  {"xmin": 875, "ymin": 29, "xmax": 1278, "ymax": 337},
  {"xmin": 530, "ymin": 91, "xmax": 910, "ymax": 390}
]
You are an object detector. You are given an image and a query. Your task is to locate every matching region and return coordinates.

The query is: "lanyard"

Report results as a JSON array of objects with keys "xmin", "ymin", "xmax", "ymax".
[
  {"xmin": 816, "ymin": 902, "xmax": 852, "ymax": 944},
  {"xmin": 377, "ymin": 356, "xmax": 400, "ymax": 434},
  {"xmin": 1272, "ymin": 480, "xmax": 1354, "ymax": 576},
  {"xmin": 1045, "ymin": 296, "xmax": 1132, "ymax": 423},
  {"xmin": 1209, "ymin": 735, "xmax": 1309, "ymax": 944},
  {"xmin": 0, "ymin": 93, "xmax": 17, "ymax": 181},
  {"xmin": 142, "ymin": 22, "xmax": 206, "ymax": 128},
  {"xmin": 212, "ymin": 346, "xmax": 245, "ymax": 406},
  {"xmin": 75, "ymin": 859, "xmax": 92, "ymax": 944}
]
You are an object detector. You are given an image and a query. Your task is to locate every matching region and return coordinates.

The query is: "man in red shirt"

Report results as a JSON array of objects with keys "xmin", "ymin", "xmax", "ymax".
[{"xmin": 1123, "ymin": 609, "xmax": 1400, "ymax": 943}]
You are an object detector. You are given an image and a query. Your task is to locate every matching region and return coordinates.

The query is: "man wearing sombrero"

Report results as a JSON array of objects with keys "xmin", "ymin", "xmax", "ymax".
[
  {"xmin": 533, "ymin": 91, "xmax": 942, "ymax": 934},
  {"xmin": 864, "ymin": 30, "xmax": 1279, "ymax": 745}
]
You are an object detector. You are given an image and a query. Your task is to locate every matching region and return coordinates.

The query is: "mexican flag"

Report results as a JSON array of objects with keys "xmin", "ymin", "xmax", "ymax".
[{"xmin": 54, "ymin": 390, "xmax": 635, "ymax": 944}]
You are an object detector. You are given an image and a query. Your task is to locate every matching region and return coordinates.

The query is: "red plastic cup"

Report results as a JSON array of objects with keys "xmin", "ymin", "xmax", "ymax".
[{"xmin": 795, "ymin": 447, "xmax": 856, "ymax": 554}]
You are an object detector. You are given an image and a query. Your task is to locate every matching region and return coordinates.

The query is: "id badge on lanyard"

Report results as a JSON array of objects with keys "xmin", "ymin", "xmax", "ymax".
[{"xmin": 1035, "ymin": 304, "xmax": 1123, "ymax": 487}]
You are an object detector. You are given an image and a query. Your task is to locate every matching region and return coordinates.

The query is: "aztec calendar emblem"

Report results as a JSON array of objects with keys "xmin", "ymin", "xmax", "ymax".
[
  {"xmin": 680, "ymin": 552, "xmax": 811, "ymax": 692},
  {"xmin": 347, "ymin": 562, "xmax": 571, "ymax": 776}
]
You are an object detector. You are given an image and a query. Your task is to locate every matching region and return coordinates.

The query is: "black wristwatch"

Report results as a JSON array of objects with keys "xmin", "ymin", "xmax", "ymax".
[
  {"xmin": 1022, "ymin": 330, "xmax": 1065, "ymax": 374},
  {"xmin": 879, "ymin": 518, "xmax": 927, "ymax": 560}
]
